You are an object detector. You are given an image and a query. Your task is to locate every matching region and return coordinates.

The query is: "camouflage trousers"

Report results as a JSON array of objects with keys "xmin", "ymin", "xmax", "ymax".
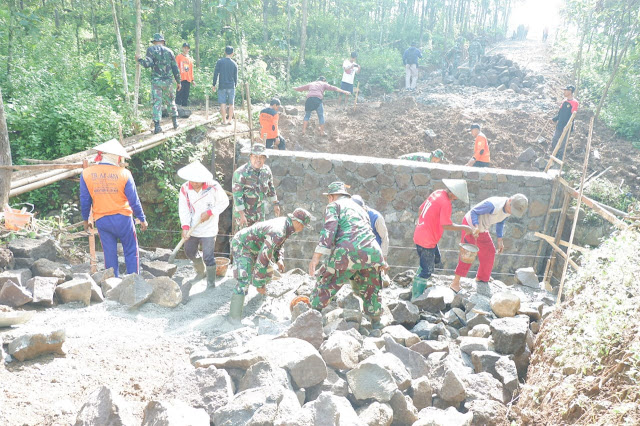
[
  {"xmin": 151, "ymin": 80, "xmax": 178, "ymax": 121},
  {"xmin": 231, "ymin": 242, "xmax": 271, "ymax": 295},
  {"xmin": 310, "ymin": 264, "xmax": 383, "ymax": 317}
]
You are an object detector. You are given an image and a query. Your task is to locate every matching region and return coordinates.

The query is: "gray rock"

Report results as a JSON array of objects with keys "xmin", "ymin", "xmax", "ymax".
[
  {"xmin": 512, "ymin": 344, "xmax": 532, "ymax": 380},
  {"xmin": 55, "ymin": 278, "xmax": 92, "ymax": 306},
  {"xmin": 105, "ymin": 274, "xmax": 153, "ymax": 308},
  {"xmin": 382, "ymin": 325, "xmax": 421, "ymax": 347},
  {"xmin": 213, "ymin": 386, "xmax": 300, "ymax": 426},
  {"xmin": 74, "ymin": 386, "xmax": 135, "ymax": 426},
  {"xmin": 102, "ymin": 277, "xmax": 121, "ymax": 294},
  {"xmin": 194, "ymin": 352, "xmax": 266, "ymax": 370},
  {"xmin": 518, "ymin": 147, "xmax": 537, "ymax": 162},
  {"xmin": 306, "ymin": 367, "xmax": 350, "ymax": 400},
  {"xmin": 490, "ymin": 317, "xmax": 528, "ymax": 355},
  {"xmin": 0, "ymin": 309, "xmax": 34, "ymax": 327},
  {"xmin": 518, "ymin": 304, "xmax": 542, "ymax": 322},
  {"xmin": 0, "ymin": 247, "xmax": 14, "ymax": 270},
  {"xmin": 414, "ymin": 407, "xmax": 473, "ymax": 425},
  {"xmin": 91, "ymin": 268, "xmax": 115, "ymax": 285},
  {"xmin": 141, "ymin": 400, "xmax": 209, "ymax": 426},
  {"xmin": 148, "ymin": 277, "xmax": 182, "ymax": 307},
  {"xmin": 437, "ymin": 369, "xmax": 466, "ymax": 403},
  {"xmin": 410, "ymin": 376, "xmax": 432, "ymax": 411},
  {"xmin": 411, "ymin": 321, "xmax": 438, "ymax": 339},
  {"xmin": 458, "ymin": 336, "xmax": 491, "ymax": 355},
  {"xmin": 205, "ymin": 327, "xmax": 257, "ymax": 357},
  {"xmin": 0, "ymin": 268, "xmax": 33, "ymax": 287},
  {"xmin": 31, "ymin": 258, "xmax": 68, "ymax": 283},
  {"xmin": 496, "ymin": 356, "xmax": 519, "ymax": 395},
  {"xmin": 280, "ymin": 309, "xmax": 324, "ymax": 349},
  {"xmin": 151, "ymin": 248, "xmax": 173, "ymax": 262},
  {"xmin": 469, "ymin": 324, "xmax": 491, "ymax": 338},
  {"xmin": 412, "ymin": 286, "xmax": 454, "ymax": 313},
  {"xmin": 0, "ymin": 280, "xmax": 32, "ymax": 307},
  {"xmin": 464, "ymin": 399, "xmax": 508, "ymax": 426},
  {"xmin": 141, "ymin": 260, "xmax": 177, "ymax": 278},
  {"xmin": 490, "ymin": 291, "xmax": 521, "ymax": 318},
  {"xmin": 9, "ymin": 237, "xmax": 59, "ymax": 261},
  {"xmin": 410, "ymin": 340, "xmax": 449, "ymax": 356},
  {"xmin": 390, "ymin": 389, "xmax": 419, "ymax": 425},
  {"xmin": 347, "ymin": 358, "xmax": 398, "ymax": 402},
  {"xmin": 73, "ymin": 273, "xmax": 104, "ymax": 303},
  {"xmin": 357, "ymin": 402, "xmax": 393, "ymax": 426},
  {"xmin": 515, "ymin": 267, "xmax": 541, "ymax": 289},
  {"xmin": 466, "ymin": 311, "xmax": 491, "ymax": 329},
  {"xmin": 263, "ymin": 338, "xmax": 327, "ymax": 389},
  {"xmin": 359, "ymin": 337, "xmax": 384, "ymax": 361},
  {"xmin": 390, "ymin": 300, "xmax": 420, "ymax": 327},
  {"xmin": 238, "ymin": 360, "xmax": 293, "ymax": 392},
  {"xmin": 291, "ymin": 299, "xmax": 311, "ymax": 321},
  {"xmin": 320, "ymin": 328, "xmax": 363, "ymax": 370},
  {"xmin": 462, "ymin": 372, "xmax": 507, "ymax": 403},
  {"xmin": 304, "ymin": 391, "xmax": 365, "ymax": 426},
  {"xmin": 384, "ymin": 335, "xmax": 429, "ymax": 379},
  {"xmin": 424, "ymin": 129, "xmax": 437, "ymax": 139},
  {"xmin": 12, "ymin": 257, "xmax": 34, "ymax": 269},
  {"xmin": 8, "ymin": 329, "xmax": 66, "ymax": 361},
  {"xmin": 369, "ymin": 352, "xmax": 412, "ymax": 391},
  {"xmin": 25, "ymin": 276, "xmax": 58, "ymax": 306},
  {"xmin": 471, "ymin": 350, "xmax": 501, "ymax": 377}
]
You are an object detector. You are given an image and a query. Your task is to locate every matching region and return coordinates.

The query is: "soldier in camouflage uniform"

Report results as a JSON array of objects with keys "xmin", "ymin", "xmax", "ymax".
[
  {"xmin": 443, "ymin": 43, "xmax": 463, "ymax": 77},
  {"xmin": 399, "ymin": 149, "xmax": 445, "ymax": 163},
  {"xmin": 229, "ymin": 208, "xmax": 314, "ymax": 320},
  {"xmin": 308, "ymin": 182, "xmax": 389, "ymax": 323},
  {"xmin": 232, "ymin": 144, "xmax": 280, "ymax": 230},
  {"xmin": 468, "ymin": 38, "xmax": 482, "ymax": 69},
  {"xmin": 136, "ymin": 33, "xmax": 181, "ymax": 134}
]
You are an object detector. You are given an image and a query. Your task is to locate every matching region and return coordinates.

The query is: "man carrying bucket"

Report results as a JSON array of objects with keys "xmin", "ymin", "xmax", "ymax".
[
  {"xmin": 411, "ymin": 179, "xmax": 473, "ymax": 299},
  {"xmin": 80, "ymin": 139, "xmax": 147, "ymax": 277},
  {"xmin": 229, "ymin": 208, "xmax": 314, "ymax": 320},
  {"xmin": 177, "ymin": 160, "xmax": 229, "ymax": 302},
  {"xmin": 449, "ymin": 194, "xmax": 529, "ymax": 292}
]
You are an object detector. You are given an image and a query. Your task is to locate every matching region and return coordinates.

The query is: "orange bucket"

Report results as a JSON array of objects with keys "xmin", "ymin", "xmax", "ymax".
[
  {"xmin": 289, "ymin": 296, "xmax": 311, "ymax": 312},
  {"xmin": 459, "ymin": 243, "xmax": 479, "ymax": 264},
  {"xmin": 3, "ymin": 204, "xmax": 34, "ymax": 231},
  {"xmin": 215, "ymin": 257, "xmax": 230, "ymax": 277}
]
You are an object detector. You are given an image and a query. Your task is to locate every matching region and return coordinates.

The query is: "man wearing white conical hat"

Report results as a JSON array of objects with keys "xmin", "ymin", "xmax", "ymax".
[
  {"xmin": 177, "ymin": 161, "xmax": 229, "ymax": 302},
  {"xmin": 411, "ymin": 179, "xmax": 473, "ymax": 299},
  {"xmin": 80, "ymin": 139, "xmax": 148, "ymax": 277}
]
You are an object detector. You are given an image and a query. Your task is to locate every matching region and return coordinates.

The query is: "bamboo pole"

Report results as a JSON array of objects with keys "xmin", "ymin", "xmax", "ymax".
[
  {"xmin": 537, "ymin": 234, "xmax": 580, "ymax": 270},
  {"xmin": 0, "ymin": 164, "xmax": 84, "ymax": 171},
  {"xmin": 557, "ymin": 177, "xmax": 627, "ymax": 228},
  {"xmin": 133, "ymin": 0, "xmax": 142, "ymax": 119},
  {"xmin": 533, "ymin": 179, "xmax": 561, "ymax": 267},
  {"xmin": 557, "ymin": 117, "xmax": 595, "ymax": 304},
  {"xmin": 534, "ymin": 231, "xmax": 588, "ymax": 253},
  {"xmin": 9, "ymin": 168, "xmax": 84, "ymax": 197},
  {"xmin": 245, "ymin": 82, "xmax": 254, "ymax": 145},
  {"xmin": 544, "ymin": 192, "xmax": 572, "ymax": 287}
]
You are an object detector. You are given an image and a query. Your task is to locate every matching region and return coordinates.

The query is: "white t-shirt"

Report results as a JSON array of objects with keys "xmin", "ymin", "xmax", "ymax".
[{"xmin": 342, "ymin": 59, "xmax": 357, "ymax": 84}]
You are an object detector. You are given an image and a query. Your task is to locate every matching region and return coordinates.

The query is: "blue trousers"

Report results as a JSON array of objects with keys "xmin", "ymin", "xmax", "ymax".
[
  {"xmin": 96, "ymin": 214, "xmax": 139, "ymax": 277},
  {"xmin": 416, "ymin": 244, "xmax": 441, "ymax": 279}
]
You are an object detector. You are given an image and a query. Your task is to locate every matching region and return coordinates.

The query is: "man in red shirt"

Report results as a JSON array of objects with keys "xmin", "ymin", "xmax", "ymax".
[{"xmin": 412, "ymin": 179, "xmax": 473, "ymax": 299}]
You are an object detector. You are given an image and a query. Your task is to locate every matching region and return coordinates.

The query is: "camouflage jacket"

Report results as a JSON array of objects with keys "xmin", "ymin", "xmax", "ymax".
[
  {"xmin": 138, "ymin": 45, "xmax": 180, "ymax": 83},
  {"xmin": 315, "ymin": 196, "xmax": 385, "ymax": 271},
  {"xmin": 232, "ymin": 162, "xmax": 277, "ymax": 220},
  {"xmin": 469, "ymin": 41, "xmax": 482, "ymax": 57},
  {"xmin": 231, "ymin": 217, "xmax": 295, "ymax": 284},
  {"xmin": 399, "ymin": 152, "xmax": 434, "ymax": 162}
]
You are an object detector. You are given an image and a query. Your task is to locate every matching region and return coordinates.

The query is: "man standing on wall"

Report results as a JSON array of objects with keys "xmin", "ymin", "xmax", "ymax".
[
  {"xmin": 308, "ymin": 182, "xmax": 388, "ymax": 325},
  {"xmin": 232, "ymin": 143, "xmax": 280, "ymax": 230},
  {"xmin": 411, "ymin": 179, "xmax": 472, "ymax": 299},
  {"xmin": 136, "ymin": 33, "xmax": 181, "ymax": 134},
  {"xmin": 212, "ymin": 46, "xmax": 238, "ymax": 125},
  {"xmin": 177, "ymin": 161, "xmax": 229, "ymax": 303},
  {"xmin": 403, "ymin": 42, "xmax": 423, "ymax": 90},
  {"xmin": 80, "ymin": 139, "xmax": 148, "ymax": 277},
  {"xmin": 229, "ymin": 208, "xmax": 314, "ymax": 320},
  {"xmin": 175, "ymin": 43, "xmax": 195, "ymax": 107},
  {"xmin": 466, "ymin": 124, "xmax": 491, "ymax": 168},
  {"xmin": 259, "ymin": 98, "xmax": 286, "ymax": 150},
  {"xmin": 399, "ymin": 149, "xmax": 445, "ymax": 163},
  {"xmin": 338, "ymin": 52, "xmax": 360, "ymax": 109},
  {"xmin": 449, "ymin": 194, "xmax": 529, "ymax": 292},
  {"xmin": 550, "ymin": 85, "xmax": 579, "ymax": 160}
]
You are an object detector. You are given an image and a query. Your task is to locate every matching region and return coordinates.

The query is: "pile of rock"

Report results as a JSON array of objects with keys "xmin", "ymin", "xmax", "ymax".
[{"xmin": 448, "ymin": 54, "xmax": 545, "ymax": 95}]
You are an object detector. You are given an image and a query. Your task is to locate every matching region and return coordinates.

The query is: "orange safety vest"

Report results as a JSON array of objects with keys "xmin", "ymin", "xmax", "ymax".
[
  {"xmin": 176, "ymin": 54, "xmax": 194, "ymax": 83},
  {"xmin": 82, "ymin": 164, "xmax": 133, "ymax": 221},
  {"xmin": 259, "ymin": 108, "xmax": 279, "ymax": 140},
  {"xmin": 474, "ymin": 132, "xmax": 490, "ymax": 163}
]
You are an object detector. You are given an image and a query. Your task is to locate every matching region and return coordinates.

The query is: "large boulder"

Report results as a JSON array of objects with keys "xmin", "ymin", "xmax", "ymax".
[
  {"xmin": 74, "ymin": 386, "xmax": 135, "ymax": 426},
  {"xmin": 515, "ymin": 267, "xmax": 540, "ymax": 289},
  {"xmin": 213, "ymin": 386, "xmax": 300, "ymax": 426},
  {"xmin": 279, "ymin": 309, "xmax": 324, "ymax": 349},
  {"xmin": 148, "ymin": 277, "xmax": 182, "ymax": 307},
  {"xmin": 347, "ymin": 358, "xmax": 398, "ymax": 402},
  {"xmin": 141, "ymin": 260, "xmax": 177, "ymax": 278},
  {"xmin": 471, "ymin": 350, "xmax": 502, "ymax": 377},
  {"xmin": 8, "ymin": 329, "xmax": 66, "ymax": 361},
  {"xmin": 412, "ymin": 286, "xmax": 455, "ymax": 313},
  {"xmin": 464, "ymin": 399, "xmax": 509, "ymax": 426},
  {"xmin": 390, "ymin": 300, "xmax": 420, "ymax": 327},
  {"xmin": 0, "ymin": 280, "xmax": 32, "ymax": 307},
  {"xmin": 357, "ymin": 402, "xmax": 393, "ymax": 426},
  {"xmin": 8, "ymin": 237, "xmax": 59, "ymax": 261},
  {"xmin": 25, "ymin": 276, "xmax": 58, "ymax": 306},
  {"xmin": 73, "ymin": 273, "xmax": 104, "ymax": 303},
  {"xmin": 263, "ymin": 338, "xmax": 328, "ymax": 388},
  {"xmin": 31, "ymin": 258, "xmax": 68, "ymax": 283},
  {"xmin": 462, "ymin": 372, "xmax": 508, "ymax": 404},
  {"xmin": 55, "ymin": 278, "xmax": 92, "ymax": 306},
  {"xmin": 410, "ymin": 377, "xmax": 432, "ymax": 411},
  {"xmin": 0, "ymin": 268, "xmax": 32, "ymax": 287},
  {"xmin": 437, "ymin": 369, "xmax": 466, "ymax": 404},
  {"xmin": 105, "ymin": 274, "xmax": 153, "ymax": 308},
  {"xmin": 238, "ymin": 361, "xmax": 293, "ymax": 392},
  {"xmin": 142, "ymin": 400, "xmax": 209, "ymax": 426},
  {"xmin": 320, "ymin": 328, "xmax": 363, "ymax": 370},
  {"xmin": 389, "ymin": 389, "xmax": 419, "ymax": 425},
  {"xmin": 303, "ymin": 392, "xmax": 365, "ymax": 426},
  {"xmin": 414, "ymin": 407, "xmax": 473, "ymax": 426},
  {"xmin": 368, "ymin": 352, "xmax": 412, "ymax": 391},
  {"xmin": 490, "ymin": 291, "xmax": 521, "ymax": 318},
  {"xmin": 490, "ymin": 317, "xmax": 528, "ymax": 355},
  {"xmin": 495, "ymin": 356, "xmax": 519, "ymax": 395},
  {"xmin": 458, "ymin": 336, "xmax": 491, "ymax": 355},
  {"xmin": 383, "ymin": 335, "xmax": 429, "ymax": 379}
]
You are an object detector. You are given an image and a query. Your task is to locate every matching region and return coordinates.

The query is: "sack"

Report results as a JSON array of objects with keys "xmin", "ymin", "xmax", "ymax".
[{"xmin": 305, "ymin": 96, "xmax": 323, "ymax": 112}]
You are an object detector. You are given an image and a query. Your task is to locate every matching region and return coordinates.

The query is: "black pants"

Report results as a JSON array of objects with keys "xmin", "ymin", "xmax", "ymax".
[
  {"xmin": 416, "ymin": 244, "xmax": 441, "ymax": 279},
  {"xmin": 473, "ymin": 161, "xmax": 490, "ymax": 168},
  {"xmin": 551, "ymin": 126, "xmax": 570, "ymax": 159},
  {"xmin": 266, "ymin": 136, "xmax": 286, "ymax": 150},
  {"xmin": 176, "ymin": 80, "xmax": 191, "ymax": 107}
]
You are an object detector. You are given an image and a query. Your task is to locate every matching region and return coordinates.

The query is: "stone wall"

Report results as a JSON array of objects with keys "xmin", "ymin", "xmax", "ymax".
[{"xmin": 247, "ymin": 150, "xmax": 555, "ymax": 284}]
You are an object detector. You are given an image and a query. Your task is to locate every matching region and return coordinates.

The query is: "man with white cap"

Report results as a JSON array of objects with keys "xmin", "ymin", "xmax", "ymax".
[
  {"xmin": 177, "ymin": 161, "xmax": 230, "ymax": 301},
  {"xmin": 411, "ymin": 179, "xmax": 473, "ymax": 299},
  {"xmin": 229, "ymin": 208, "xmax": 314, "ymax": 320},
  {"xmin": 449, "ymin": 193, "xmax": 529, "ymax": 292},
  {"xmin": 232, "ymin": 143, "xmax": 280, "ymax": 230},
  {"xmin": 80, "ymin": 139, "xmax": 147, "ymax": 277}
]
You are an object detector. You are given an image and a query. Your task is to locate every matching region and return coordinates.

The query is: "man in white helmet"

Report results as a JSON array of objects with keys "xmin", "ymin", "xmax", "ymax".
[{"xmin": 177, "ymin": 161, "xmax": 229, "ymax": 302}]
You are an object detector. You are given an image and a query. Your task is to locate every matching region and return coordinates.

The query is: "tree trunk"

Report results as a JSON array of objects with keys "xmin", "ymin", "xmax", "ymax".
[
  {"xmin": 0, "ymin": 89, "xmax": 13, "ymax": 207},
  {"xmin": 134, "ymin": 0, "xmax": 142, "ymax": 119},
  {"xmin": 286, "ymin": 0, "xmax": 291, "ymax": 88},
  {"xmin": 573, "ymin": 22, "xmax": 588, "ymax": 96},
  {"xmin": 7, "ymin": 0, "xmax": 15, "ymax": 88},
  {"xmin": 91, "ymin": 0, "xmax": 100, "ymax": 60},
  {"xmin": 111, "ymin": 0, "xmax": 130, "ymax": 104},
  {"xmin": 194, "ymin": 0, "xmax": 201, "ymax": 67},
  {"xmin": 262, "ymin": 0, "xmax": 269, "ymax": 42},
  {"xmin": 300, "ymin": 0, "xmax": 308, "ymax": 65}
]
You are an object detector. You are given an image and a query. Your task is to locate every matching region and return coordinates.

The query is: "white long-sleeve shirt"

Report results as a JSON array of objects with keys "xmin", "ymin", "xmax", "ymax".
[{"xmin": 179, "ymin": 180, "xmax": 230, "ymax": 238}]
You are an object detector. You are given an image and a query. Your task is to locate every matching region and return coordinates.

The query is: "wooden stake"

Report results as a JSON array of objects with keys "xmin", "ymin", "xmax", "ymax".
[
  {"xmin": 557, "ymin": 117, "xmax": 595, "ymax": 304},
  {"xmin": 533, "ymin": 179, "xmax": 560, "ymax": 267},
  {"xmin": 245, "ymin": 82, "xmax": 253, "ymax": 145},
  {"xmin": 544, "ymin": 192, "xmax": 572, "ymax": 287},
  {"xmin": 545, "ymin": 112, "xmax": 576, "ymax": 172},
  {"xmin": 0, "ymin": 164, "xmax": 84, "ymax": 171}
]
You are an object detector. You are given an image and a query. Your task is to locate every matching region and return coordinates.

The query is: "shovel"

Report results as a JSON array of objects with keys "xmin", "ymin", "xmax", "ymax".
[{"xmin": 168, "ymin": 219, "xmax": 203, "ymax": 264}]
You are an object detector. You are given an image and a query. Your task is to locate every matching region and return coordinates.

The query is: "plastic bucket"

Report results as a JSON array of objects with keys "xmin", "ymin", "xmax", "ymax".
[
  {"xmin": 459, "ymin": 243, "xmax": 479, "ymax": 264},
  {"xmin": 215, "ymin": 257, "xmax": 230, "ymax": 277},
  {"xmin": 289, "ymin": 295, "xmax": 311, "ymax": 312},
  {"xmin": 3, "ymin": 204, "xmax": 34, "ymax": 231}
]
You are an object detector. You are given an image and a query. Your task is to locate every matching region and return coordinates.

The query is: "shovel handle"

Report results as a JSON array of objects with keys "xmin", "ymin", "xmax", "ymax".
[{"xmin": 168, "ymin": 219, "xmax": 204, "ymax": 262}]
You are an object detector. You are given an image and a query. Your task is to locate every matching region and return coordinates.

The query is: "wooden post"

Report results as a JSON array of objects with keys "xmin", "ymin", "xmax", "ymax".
[
  {"xmin": 205, "ymin": 94, "xmax": 209, "ymax": 120},
  {"xmin": 133, "ymin": 0, "xmax": 142, "ymax": 119},
  {"xmin": 0, "ymin": 89, "xmax": 12, "ymax": 207},
  {"xmin": 545, "ymin": 112, "xmax": 576, "ymax": 172},
  {"xmin": 533, "ymin": 179, "xmax": 560, "ymax": 267},
  {"xmin": 245, "ymin": 82, "xmax": 253, "ymax": 145},
  {"xmin": 557, "ymin": 117, "xmax": 595, "ymax": 304},
  {"xmin": 543, "ymin": 192, "xmax": 571, "ymax": 288},
  {"xmin": 118, "ymin": 122, "xmax": 124, "ymax": 144}
]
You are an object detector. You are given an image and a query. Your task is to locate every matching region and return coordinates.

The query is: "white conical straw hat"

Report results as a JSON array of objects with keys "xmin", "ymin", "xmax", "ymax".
[
  {"xmin": 177, "ymin": 161, "xmax": 214, "ymax": 183},
  {"xmin": 442, "ymin": 179, "xmax": 469, "ymax": 204},
  {"xmin": 92, "ymin": 139, "xmax": 131, "ymax": 159}
]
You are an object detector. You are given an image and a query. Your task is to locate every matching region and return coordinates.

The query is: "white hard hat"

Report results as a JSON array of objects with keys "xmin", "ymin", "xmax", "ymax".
[
  {"xmin": 177, "ymin": 161, "xmax": 214, "ymax": 183},
  {"xmin": 92, "ymin": 139, "xmax": 131, "ymax": 159},
  {"xmin": 442, "ymin": 179, "xmax": 469, "ymax": 204}
]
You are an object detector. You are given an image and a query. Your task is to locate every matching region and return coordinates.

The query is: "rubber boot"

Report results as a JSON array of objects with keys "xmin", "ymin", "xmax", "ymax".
[
  {"xmin": 180, "ymin": 281, "xmax": 192, "ymax": 304},
  {"xmin": 153, "ymin": 120, "xmax": 162, "ymax": 134},
  {"xmin": 229, "ymin": 292, "xmax": 245, "ymax": 321},
  {"xmin": 192, "ymin": 257, "xmax": 206, "ymax": 280},
  {"xmin": 411, "ymin": 276, "xmax": 428, "ymax": 300},
  {"xmin": 206, "ymin": 266, "xmax": 216, "ymax": 289},
  {"xmin": 172, "ymin": 115, "xmax": 179, "ymax": 130}
]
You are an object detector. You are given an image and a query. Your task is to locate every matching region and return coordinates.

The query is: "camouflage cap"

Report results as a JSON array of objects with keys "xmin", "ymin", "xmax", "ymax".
[
  {"xmin": 247, "ymin": 143, "xmax": 269, "ymax": 158},
  {"xmin": 151, "ymin": 33, "xmax": 165, "ymax": 42},
  {"xmin": 322, "ymin": 181, "xmax": 351, "ymax": 197},
  {"xmin": 288, "ymin": 208, "xmax": 314, "ymax": 228},
  {"xmin": 433, "ymin": 149, "xmax": 445, "ymax": 159}
]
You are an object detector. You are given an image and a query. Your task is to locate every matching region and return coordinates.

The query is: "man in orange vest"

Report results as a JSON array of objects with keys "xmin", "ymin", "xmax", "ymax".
[
  {"xmin": 175, "ymin": 43, "xmax": 195, "ymax": 107},
  {"xmin": 259, "ymin": 98, "xmax": 286, "ymax": 150},
  {"xmin": 80, "ymin": 139, "xmax": 148, "ymax": 277},
  {"xmin": 466, "ymin": 123, "xmax": 491, "ymax": 168}
]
